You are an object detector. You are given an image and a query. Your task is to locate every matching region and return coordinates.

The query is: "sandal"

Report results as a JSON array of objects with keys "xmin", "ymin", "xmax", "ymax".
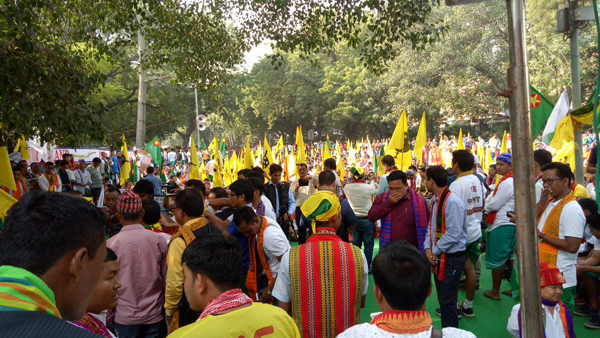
[
  {"xmin": 483, "ymin": 289, "xmax": 501, "ymax": 301},
  {"xmin": 501, "ymin": 290, "xmax": 513, "ymax": 297}
]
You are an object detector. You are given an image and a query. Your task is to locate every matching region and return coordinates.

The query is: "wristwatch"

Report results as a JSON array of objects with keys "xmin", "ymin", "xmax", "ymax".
[{"xmin": 266, "ymin": 289, "xmax": 272, "ymax": 295}]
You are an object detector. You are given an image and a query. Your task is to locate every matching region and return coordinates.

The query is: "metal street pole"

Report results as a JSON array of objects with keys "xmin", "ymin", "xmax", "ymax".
[
  {"xmin": 569, "ymin": 0, "xmax": 585, "ymax": 184},
  {"xmin": 195, "ymin": 87, "xmax": 200, "ymax": 145},
  {"xmin": 135, "ymin": 14, "xmax": 147, "ymax": 149},
  {"xmin": 505, "ymin": 0, "xmax": 544, "ymax": 336}
]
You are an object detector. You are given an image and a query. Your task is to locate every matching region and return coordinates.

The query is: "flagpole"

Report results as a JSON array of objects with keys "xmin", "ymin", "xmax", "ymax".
[
  {"xmin": 505, "ymin": 0, "xmax": 544, "ymax": 336},
  {"xmin": 194, "ymin": 87, "xmax": 200, "ymax": 146}
]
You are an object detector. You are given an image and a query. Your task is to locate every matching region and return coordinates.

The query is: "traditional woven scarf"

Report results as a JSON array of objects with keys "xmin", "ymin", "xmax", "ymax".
[
  {"xmin": 538, "ymin": 192, "xmax": 576, "ymax": 268},
  {"xmin": 301, "ymin": 190, "xmax": 341, "ymax": 233},
  {"xmin": 485, "ymin": 171, "xmax": 513, "ymax": 225},
  {"xmin": 518, "ymin": 299, "xmax": 574, "ymax": 338},
  {"xmin": 198, "ymin": 288, "xmax": 253, "ymax": 321},
  {"xmin": 431, "ymin": 187, "xmax": 451, "ymax": 281},
  {"xmin": 71, "ymin": 313, "xmax": 112, "ymax": 338},
  {"xmin": 380, "ymin": 188, "xmax": 428, "ymax": 251},
  {"xmin": 256, "ymin": 201, "xmax": 266, "ymax": 217},
  {"xmin": 246, "ymin": 217, "xmax": 273, "ymax": 302},
  {"xmin": 371, "ymin": 310, "xmax": 432, "ymax": 334},
  {"xmin": 170, "ymin": 218, "xmax": 208, "ymax": 246},
  {"xmin": 1, "ymin": 178, "xmax": 28, "ymax": 200},
  {"xmin": 0, "ymin": 265, "xmax": 61, "ymax": 319},
  {"xmin": 44, "ymin": 172, "xmax": 59, "ymax": 192}
]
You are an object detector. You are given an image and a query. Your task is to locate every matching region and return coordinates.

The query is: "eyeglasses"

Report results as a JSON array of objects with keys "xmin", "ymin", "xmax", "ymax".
[
  {"xmin": 388, "ymin": 185, "xmax": 406, "ymax": 192},
  {"xmin": 542, "ymin": 178, "xmax": 564, "ymax": 186}
]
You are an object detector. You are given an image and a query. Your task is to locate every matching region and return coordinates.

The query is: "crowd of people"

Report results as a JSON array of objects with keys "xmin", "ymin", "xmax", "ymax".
[{"xmin": 1, "ymin": 129, "xmax": 600, "ymax": 338}]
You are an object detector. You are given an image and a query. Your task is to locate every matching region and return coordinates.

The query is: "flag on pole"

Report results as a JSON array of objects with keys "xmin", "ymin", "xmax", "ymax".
[
  {"xmin": 500, "ymin": 131, "xmax": 508, "ymax": 154},
  {"xmin": 0, "ymin": 143, "xmax": 17, "ymax": 192},
  {"xmin": 376, "ymin": 143, "xmax": 386, "ymax": 177},
  {"xmin": 323, "ymin": 141, "xmax": 333, "ymax": 161},
  {"xmin": 386, "ymin": 109, "xmax": 412, "ymax": 171},
  {"xmin": 414, "ymin": 113, "xmax": 427, "ymax": 165},
  {"xmin": 0, "ymin": 189, "xmax": 17, "ymax": 230},
  {"xmin": 244, "ymin": 138, "xmax": 254, "ymax": 169},
  {"xmin": 144, "ymin": 136, "xmax": 162, "ymax": 168},
  {"xmin": 210, "ymin": 137, "xmax": 224, "ymax": 188},
  {"xmin": 14, "ymin": 136, "xmax": 30, "ymax": 161},
  {"xmin": 120, "ymin": 135, "xmax": 131, "ymax": 184},
  {"xmin": 189, "ymin": 137, "xmax": 201, "ymax": 180},
  {"xmin": 456, "ymin": 129, "xmax": 464, "ymax": 150},
  {"xmin": 530, "ymin": 86, "xmax": 555, "ymax": 138},
  {"xmin": 295, "ymin": 126, "xmax": 307, "ymax": 165},
  {"xmin": 262, "ymin": 136, "xmax": 275, "ymax": 171},
  {"xmin": 542, "ymin": 89, "xmax": 570, "ymax": 144}
]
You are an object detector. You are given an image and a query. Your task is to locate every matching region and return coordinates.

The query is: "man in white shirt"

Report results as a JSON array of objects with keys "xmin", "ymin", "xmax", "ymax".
[
  {"xmin": 376, "ymin": 155, "xmax": 396, "ymax": 195},
  {"xmin": 233, "ymin": 206, "xmax": 291, "ymax": 303},
  {"xmin": 537, "ymin": 162, "xmax": 585, "ymax": 313},
  {"xmin": 450, "ymin": 150, "xmax": 485, "ymax": 318},
  {"xmin": 482, "ymin": 153, "xmax": 515, "ymax": 301},
  {"xmin": 345, "ymin": 166, "xmax": 376, "ymax": 269},
  {"xmin": 338, "ymin": 240, "xmax": 475, "ymax": 338},
  {"xmin": 73, "ymin": 159, "xmax": 92, "ymax": 195},
  {"xmin": 167, "ymin": 148, "xmax": 177, "ymax": 165},
  {"xmin": 464, "ymin": 142, "xmax": 479, "ymax": 167},
  {"xmin": 291, "ymin": 163, "xmax": 318, "ymax": 244}
]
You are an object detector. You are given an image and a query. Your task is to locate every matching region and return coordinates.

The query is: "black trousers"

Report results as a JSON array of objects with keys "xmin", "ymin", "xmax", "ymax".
[
  {"xmin": 91, "ymin": 187, "xmax": 102, "ymax": 205},
  {"xmin": 295, "ymin": 206, "xmax": 307, "ymax": 244},
  {"xmin": 434, "ymin": 254, "xmax": 466, "ymax": 328}
]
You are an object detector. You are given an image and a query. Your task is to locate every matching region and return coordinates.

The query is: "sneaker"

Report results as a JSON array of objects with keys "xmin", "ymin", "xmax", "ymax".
[
  {"xmin": 459, "ymin": 302, "xmax": 474, "ymax": 318},
  {"xmin": 575, "ymin": 297, "xmax": 589, "ymax": 306},
  {"xmin": 574, "ymin": 305, "xmax": 598, "ymax": 317},
  {"xmin": 585, "ymin": 314, "xmax": 600, "ymax": 329},
  {"xmin": 435, "ymin": 308, "xmax": 461, "ymax": 319}
]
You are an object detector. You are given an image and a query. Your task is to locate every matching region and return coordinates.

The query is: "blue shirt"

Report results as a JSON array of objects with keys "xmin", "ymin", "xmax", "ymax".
[
  {"xmin": 269, "ymin": 181, "xmax": 297, "ymax": 217},
  {"xmin": 226, "ymin": 220, "xmax": 251, "ymax": 274},
  {"xmin": 144, "ymin": 175, "xmax": 163, "ymax": 197},
  {"xmin": 424, "ymin": 190, "xmax": 468, "ymax": 255},
  {"xmin": 110, "ymin": 156, "xmax": 121, "ymax": 173}
]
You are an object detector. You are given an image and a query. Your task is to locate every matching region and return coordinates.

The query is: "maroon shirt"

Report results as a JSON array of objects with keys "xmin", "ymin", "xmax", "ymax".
[{"xmin": 368, "ymin": 192, "xmax": 420, "ymax": 248}]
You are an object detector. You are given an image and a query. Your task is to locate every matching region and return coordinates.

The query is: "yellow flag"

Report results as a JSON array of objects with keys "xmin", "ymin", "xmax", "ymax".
[
  {"xmin": 295, "ymin": 126, "xmax": 307, "ymax": 165},
  {"xmin": 500, "ymin": 131, "xmax": 508, "ymax": 154},
  {"xmin": 262, "ymin": 136, "xmax": 275, "ymax": 171},
  {"xmin": 0, "ymin": 189, "xmax": 17, "ymax": 222},
  {"xmin": 549, "ymin": 115, "xmax": 574, "ymax": 150},
  {"xmin": 336, "ymin": 141, "xmax": 345, "ymax": 179},
  {"xmin": 223, "ymin": 155, "xmax": 233, "ymax": 187},
  {"xmin": 283, "ymin": 147, "xmax": 290, "ymax": 182},
  {"xmin": 414, "ymin": 112, "xmax": 427, "ymax": 165},
  {"xmin": 200, "ymin": 161, "xmax": 207, "ymax": 181},
  {"xmin": 0, "ymin": 144, "xmax": 17, "ymax": 191},
  {"xmin": 323, "ymin": 142, "xmax": 332, "ymax": 161},
  {"xmin": 14, "ymin": 136, "xmax": 30, "ymax": 161},
  {"xmin": 386, "ymin": 109, "xmax": 412, "ymax": 171},
  {"xmin": 456, "ymin": 129, "xmax": 464, "ymax": 150},
  {"xmin": 189, "ymin": 137, "xmax": 201, "ymax": 180},
  {"xmin": 274, "ymin": 136, "xmax": 284, "ymax": 154},
  {"xmin": 485, "ymin": 147, "xmax": 493, "ymax": 172},
  {"xmin": 212, "ymin": 138, "xmax": 224, "ymax": 188},
  {"xmin": 120, "ymin": 135, "xmax": 131, "ymax": 183}
]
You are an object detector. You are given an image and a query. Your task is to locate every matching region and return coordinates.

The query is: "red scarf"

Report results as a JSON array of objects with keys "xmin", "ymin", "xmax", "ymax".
[
  {"xmin": 485, "ymin": 171, "xmax": 513, "ymax": 225},
  {"xmin": 371, "ymin": 310, "xmax": 432, "ymax": 334},
  {"xmin": 431, "ymin": 187, "xmax": 451, "ymax": 281},
  {"xmin": 198, "ymin": 288, "xmax": 253, "ymax": 320}
]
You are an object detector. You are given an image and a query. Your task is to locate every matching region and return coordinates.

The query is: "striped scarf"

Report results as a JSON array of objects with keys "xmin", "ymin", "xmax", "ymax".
[
  {"xmin": 431, "ymin": 187, "xmax": 451, "ymax": 281},
  {"xmin": 380, "ymin": 188, "xmax": 429, "ymax": 252},
  {"xmin": 538, "ymin": 192, "xmax": 576, "ymax": 268},
  {"xmin": 71, "ymin": 313, "xmax": 112, "ymax": 338},
  {"xmin": 0, "ymin": 265, "xmax": 61, "ymax": 319}
]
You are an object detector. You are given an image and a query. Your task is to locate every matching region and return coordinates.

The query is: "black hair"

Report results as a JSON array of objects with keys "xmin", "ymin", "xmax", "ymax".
[
  {"xmin": 175, "ymin": 189, "xmax": 204, "ymax": 217},
  {"xmin": 68, "ymin": 190, "xmax": 84, "ymax": 197},
  {"xmin": 105, "ymin": 248, "xmax": 118, "ymax": 262},
  {"xmin": 62, "ymin": 153, "xmax": 71, "ymax": 159},
  {"xmin": 426, "ymin": 165, "xmax": 448, "ymax": 188},
  {"xmin": 142, "ymin": 200, "xmax": 161, "ymax": 225},
  {"xmin": 534, "ymin": 149, "xmax": 553, "ymax": 167},
  {"xmin": 578, "ymin": 198, "xmax": 600, "ymax": 231},
  {"xmin": 387, "ymin": 170, "xmax": 407, "ymax": 185},
  {"xmin": 245, "ymin": 170, "xmax": 265, "ymax": 180},
  {"xmin": 382, "ymin": 155, "xmax": 395, "ymax": 167},
  {"xmin": 0, "ymin": 191, "xmax": 106, "ymax": 276},
  {"xmin": 232, "ymin": 206, "xmax": 257, "ymax": 228},
  {"xmin": 318, "ymin": 170, "xmax": 336, "ymax": 186},
  {"xmin": 59, "ymin": 160, "xmax": 69, "ymax": 166},
  {"xmin": 269, "ymin": 164, "xmax": 283, "ymax": 175},
  {"xmin": 452, "ymin": 150, "xmax": 475, "ymax": 172},
  {"xmin": 251, "ymin": 167, "xmax": 264, "ymax": 173},
  {"xmin": 92, "ymin": 157, "xmax": 101, "ymax": 164},
  {"xmin": 324, "ymin": 158, "xmax": 336, "ymax": 170},
  {"xmin": 106, "ymin": 187, "xmax": 121, "ymax": 196},
  {"xmin": 146, "ymin": 166, "xmax": 155, "ymax": 174},
  {"xmin": 185, "ymin": 179, "xmax": 206, "ymax": 196},
  {"xmin": 133, "ymin": 179, "xmax": 154, "ymax": 196},
  {"xmin": 372, "ymin": 240, "xmax": 431, "ymax": 311},
  {"xmin": 209, "ymin": 187, "xmax": 229, "ymax": 199},
  {"xmin": 247, "ymin": 177, "xmax": 265, "ymax": 195},
  {"xmin": 237, "ymin": 169, "xmax": 251, "ymax": 178},
  {"xmin": 541, "ymin": 162, "xmax": 573, "ymax": 185},
  {"xmin": 229, "ymin": 180, "xmax": 254, "ymax": 203},
  {"xmin": 12, "ymin": 165, "xmax": 23, "ymax": 173},
  {"xmin": 297, "ymin": 163, "xmax": 308, "ymax": 169},
  {"xmin": 45, "ymin": 161, "xmax": 55, "ymax": 166},
  {"xmin": 182, "ymin": 234, "xmax": 243, "ymax": 292},
  {"xmin": 489, "ymin": 164, "xmax": 497, "ymax": 170}
]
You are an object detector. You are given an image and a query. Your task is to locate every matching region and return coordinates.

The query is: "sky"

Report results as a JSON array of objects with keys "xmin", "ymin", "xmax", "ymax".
[{"xmin": 241, "ymin": 41, "xmax": 272, "ymax": 71}]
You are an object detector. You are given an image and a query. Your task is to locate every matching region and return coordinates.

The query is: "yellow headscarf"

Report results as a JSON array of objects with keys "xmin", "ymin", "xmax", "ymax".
[
  {"xmin": 301, "ymin": 190, "xmax": 341, "ymax": 233},
  {"xmin": 349, "ymin": 166, "xmax": 365, "ymax": 180}
]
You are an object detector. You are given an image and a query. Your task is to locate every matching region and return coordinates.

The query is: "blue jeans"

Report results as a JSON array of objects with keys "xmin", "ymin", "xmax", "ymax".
[
  {"xmin": 352, "ymin": 218, "xmax": 375, "ymax": 268},
  {"xmin": 114, "ymin": 320, "xmax": 167, "ymax": 338}
]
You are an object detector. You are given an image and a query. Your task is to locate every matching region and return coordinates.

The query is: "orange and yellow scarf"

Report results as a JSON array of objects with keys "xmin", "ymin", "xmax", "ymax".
[
  {"xmin": 246, "ymin": 217, "xmax": 273, "ymax": 302},
  {"xmin": 2, "ymin": 178, "xmax": 28, "ymax": 200},
  {"xmin": 538, "ymin": 192, "xmax": 576, "ymax": 268}
]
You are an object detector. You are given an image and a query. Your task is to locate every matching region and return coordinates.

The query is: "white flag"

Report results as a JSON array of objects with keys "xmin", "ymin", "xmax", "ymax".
[{"xmin": 542, "ymin": 90, "xmax": 570, "ymax": 144}]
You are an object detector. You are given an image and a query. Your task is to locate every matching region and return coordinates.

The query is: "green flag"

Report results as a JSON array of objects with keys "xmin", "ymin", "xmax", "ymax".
[
  {"xmin": 530, "ymin": 86, "xmax": 554, "ymax": 139},
  {"xmin": 144, "ymin": 136, "xmax": 162, "ymax": 168},
  {"xmin": 200, "ymin": 139, "xmax": 207, "ymax": 150}
]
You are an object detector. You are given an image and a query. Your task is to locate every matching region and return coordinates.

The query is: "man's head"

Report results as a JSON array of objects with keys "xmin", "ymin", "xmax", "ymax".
[
  {"xmin": 132, "ymin": 179, "xmax": 154, "ymax": 201},
  {"xmin": 146, "ymin": 166, "xmax": 155, "ymax": 175},
  {"xmin": 58, "ymin": 160, "xmax": 70, "ymax": 172},
  {"xmin": 77, "ymin": 159, "xmax": 86, "ymax": 171},
  {"xmin": 301, "ymin": 191, "xmax": 342, "ymax": 232},
  {"xmin": 104, "ymin": 188, "xmax": 121, "ymax": 211},
  {"xmin": 540, "ymin": 262, "xmax": 565, "ymax": 303},
  {"xmin": 116, "ymin": 190, "xmax": 144, "ymax": 225},
  {"xmin": 495, "ymin": 153, "xmax": 513, "ymax": 175},
  {"xmin": 92, "ymin": 157, "xmax": 101, "ymax": 168},
  {"xmin": 208, "ymin": 187, "xmax": 229, "ymax": 199},
  {"xmin": 233, "ymin": 206, "xmax": 262, "ymax": 237},
  {"xmin": 0, "ymin": 192, "xmax": 106, "ymax": 321},
  {"xmin": 229, "ymin": 179, "xmax": 254, "ymax": 208},
  {"xmin": 324, "ymin": 158, "xmax": 336, "ymax": 171},
  {"xmin": 465, "ymin": 141, "xmax": 473, "ymax": 152},
  {"xmin": 381, "ymin": 155, "xmax": 395, "ymax": 171},
  {"xmin": 425, "ymin": 165, "xmax": 448, "ymax": 191},
  {"xmin": 62, "ymin": 153, "xmax": 71, "ymax": 162},
  {"xmin": 12, "ymin": 165, "xmax": 23, "ymax": 182},
  {"xmin": 541, "ymin": 162, "xmax": 573, "ymax": 199},
  {"xmin": 488, "ymin": 164, "xmax": 497, "ymax": 177},
  {"xmin": 349, "ymin": 167, "xmax": 365, "ymax": 181},
  {"xmin": 30, "ymin": 162, "xmax": 40, "ymax": 174},
  {"xmin": 452, "ymin": 150, "xmax": 475, "ymax": 174},
  {"xmin": 182, "ymin": 234, "xmax": 243, "ymax": 313},
  {"xmin": 247, "ymin": 177, "xmax": 266, "ymax": 203},
  {"xmin": 237, "ymin": 169, "xmax": 251, "ymax": 180},
  {"xmin": 18, "ymin": 159, "xmax": 28, "ymax": 169},
  {"xmin": 269, "ymin": 164, "xmax": 283, "ymax": 184},
  {"xmin": 174, "ymin": 189, "xmax": 205, "ymax": 225},
  {"xmin": 86, "ymin": 248, "xmax": 121, "ymax": 314},
  {"xmin": 297, "ymin": 163, "xmax": 308, "ymax": 178},
  {"xmin": 101, "ymin": 152, "xmax": 107, "ymax": 159},
  {"xmin": 45, "ymin": 161, "xmax": 55, "ymax": 172},
  {"xmin": 142, "ymin": 200, "xmax": 162, "ymax": 226},
  {"xmin": 387, "ymin": 170, "xmax": 408, "ymax": 196},
  {"xmin": 318, "ymin": 170, "xmax": 337, "ymax": 190},
  {"xmin": 533, "ymin": 149, "xmax": 552, "ymax": 174},
  {"xmin": 372, "ymin": 240, "xmax": 432, "ymax": 311},
  {"xmin": 185, "ymin": 179, "xmax": 206, "ymax": 197}
]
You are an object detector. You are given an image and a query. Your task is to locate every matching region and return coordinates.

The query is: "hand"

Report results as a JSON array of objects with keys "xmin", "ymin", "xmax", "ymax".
[
  {"xmin": 388, "ymin": 191, "xmax": 402, "ymax": 204},
  {"xmin": 294, "ymin": 184, "xmax": 300, "ymax": 192},
  {"xmin": 425, "ymin": 249, "xmax": 437, "ymax": 266},
  {"xmin": 537, "ymin": 229, "xmax": 544, "ymax": 240},
  {"xmin": 283, "ymin": 213, "xmax": 289, "ymax": 220},
  {"xmin": 576, "ymin": 264, "xmax": 589, "ymax": 275},
  {"xmin": 259, "ymin": 287, "xmax": 274, "ymax": 303},
  {"xmin": 540, "ymin": 187, "xmax": 552, "ymax": 204},
  {"xmin": 508, "ymin": 212, "xmax": 516, "ymax": 223},
  {"xmin": 166, "ymin": 316, "xmax": 172, "ymax": 327}
]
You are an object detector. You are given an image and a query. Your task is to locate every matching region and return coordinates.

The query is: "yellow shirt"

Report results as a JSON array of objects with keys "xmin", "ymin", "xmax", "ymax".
[
  {"xmin": 168, "ymin": 302, "xmax": 301, "ymax": 338},
  {"xmin": 164, "ymin": 218, "xmax": 202, "ymax": 317}
]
